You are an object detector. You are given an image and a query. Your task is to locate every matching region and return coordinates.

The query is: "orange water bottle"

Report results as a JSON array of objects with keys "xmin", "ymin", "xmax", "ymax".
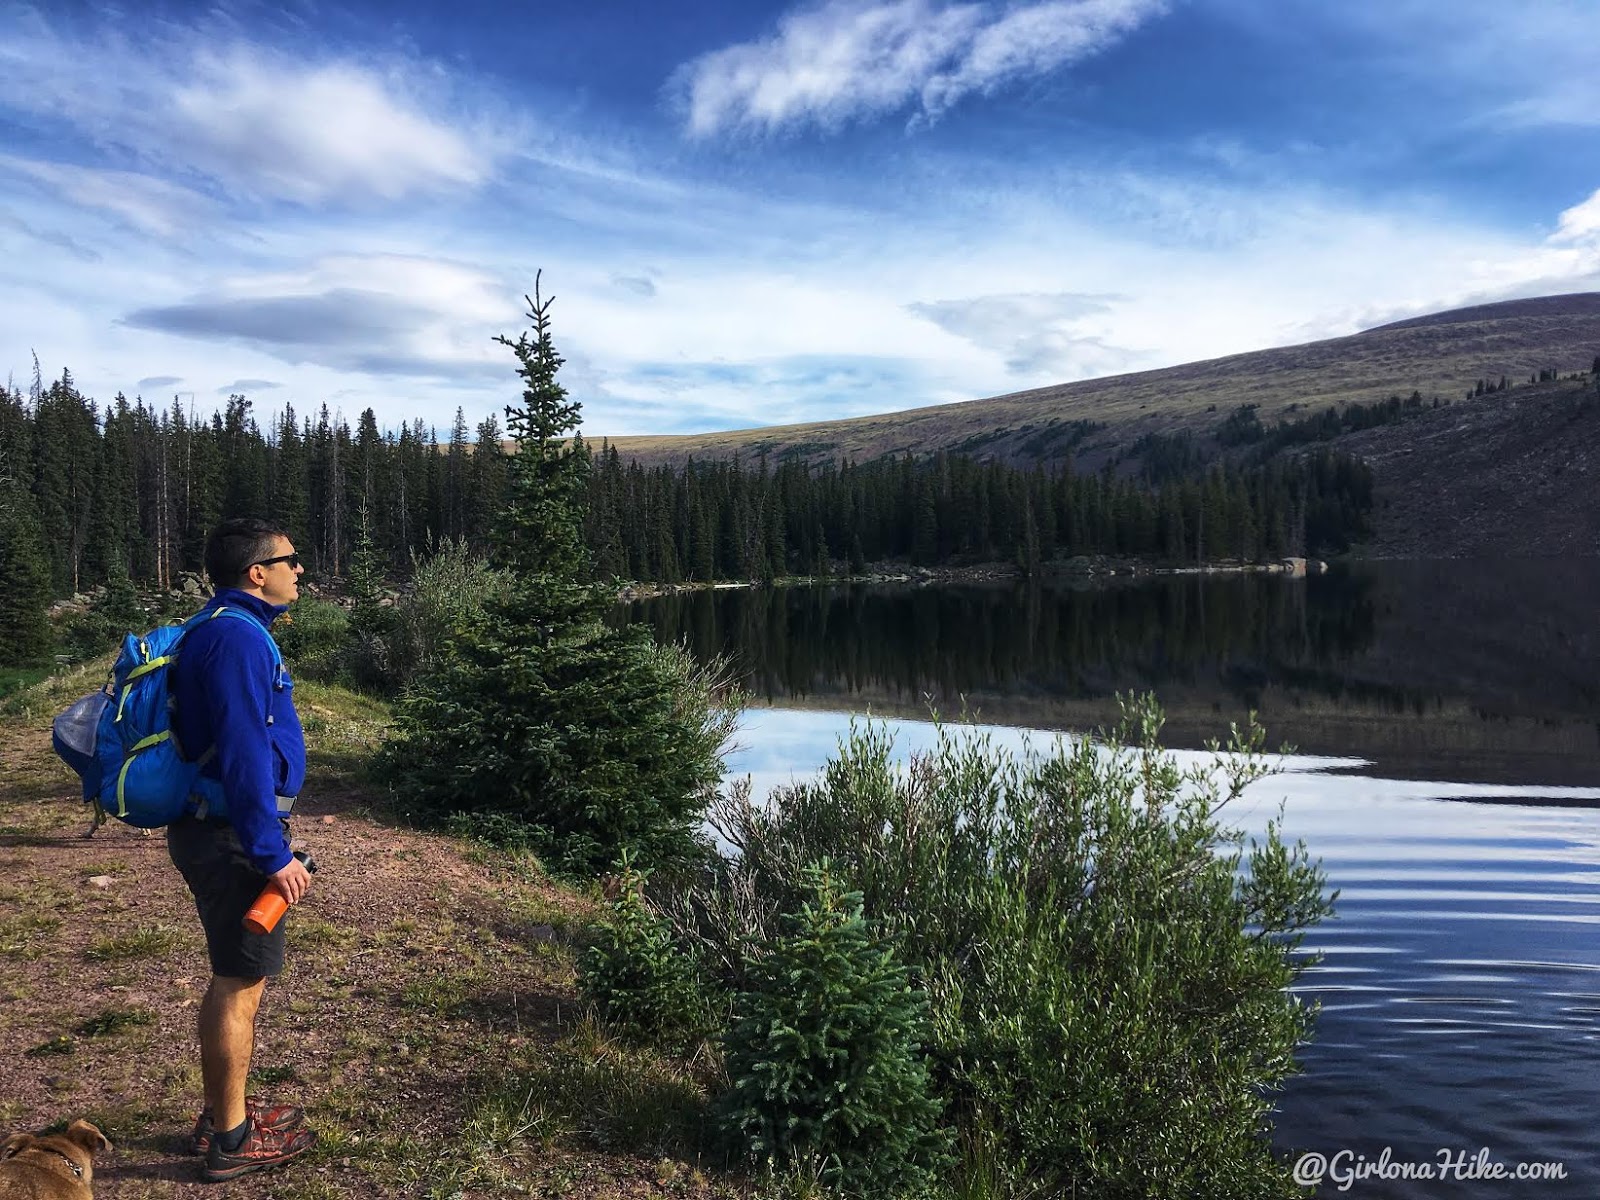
[{"xmin": 243, "ymin": 850, "xmax": 316, "ymax": 934}]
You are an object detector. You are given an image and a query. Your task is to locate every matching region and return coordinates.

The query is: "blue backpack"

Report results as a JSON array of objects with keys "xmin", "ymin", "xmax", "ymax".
[{"xmin": 52, "ymin": 606, "xmax": 280, "ymax": 830}]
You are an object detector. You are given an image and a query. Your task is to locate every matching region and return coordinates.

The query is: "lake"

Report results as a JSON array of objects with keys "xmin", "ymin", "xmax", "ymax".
[{"xmin": 629, "ymin": 560, "xmax": 1600, "ymax": 1198}]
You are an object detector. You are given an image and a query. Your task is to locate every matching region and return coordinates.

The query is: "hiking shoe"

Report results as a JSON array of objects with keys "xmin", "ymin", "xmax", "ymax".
[
  {"xmin": 189, "ymin": 1097, "xmax": 305, "ymax": 1155},
  {"xmin": 200, "ymin": 1116, "xmax": 316, "ymax": 1182}
]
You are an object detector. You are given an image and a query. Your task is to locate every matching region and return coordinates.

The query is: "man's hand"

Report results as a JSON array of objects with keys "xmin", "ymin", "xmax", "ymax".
[{"xmin": 271, "ymin": 855, "xmax": 313, "ymax": 905}]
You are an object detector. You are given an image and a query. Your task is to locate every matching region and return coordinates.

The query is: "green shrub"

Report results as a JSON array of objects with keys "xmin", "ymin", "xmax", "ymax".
[
  {"xmin": 383, "ymin": 617, "xmax": 740, "ymax": 875},
  {"xmin": 690, "ymin": 697, "xmax": 1334, "ymax": 1199},
  {"xmin": 579, "ymin": 856, "xmax": 714, "ymax": 1052},
  {"xmin": 337, "ymin": 539, "xmax": 509, "ymax": 695},
  {"xmin": 716, "ymin": 863, "xmax": 950, "ymax": 1198},
  {"xmin": 275, "ymin": 597, "xmax": 350, "ymax": 681},
  {"xmin": 392, "ymin": 538, "xmax": 510, "ymax": 684},
  {"xmin": 342, "ymin": 603, "xmax": 401, "ymax": 693},
  {"xmin": 52, "ymin": 606, "xmax": 118, "ymax": 660},
  {"xmin": 95, "ymin": 570, "xmax": 148, "ymax": 634}
]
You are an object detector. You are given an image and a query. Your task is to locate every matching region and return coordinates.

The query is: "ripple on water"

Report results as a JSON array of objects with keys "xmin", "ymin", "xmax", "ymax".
[{"xmin": 1267, "ymin": 778, "xmax": 1600, "ymax": 1197}]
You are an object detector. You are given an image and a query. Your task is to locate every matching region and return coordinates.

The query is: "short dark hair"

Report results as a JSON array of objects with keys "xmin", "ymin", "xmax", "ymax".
[{"xmin": 204, "ymin": 519, "xmax": 292, "ymax": 589}]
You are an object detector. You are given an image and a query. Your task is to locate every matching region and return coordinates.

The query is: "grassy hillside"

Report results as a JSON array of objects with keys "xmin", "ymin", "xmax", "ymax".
[{"xmin": 599, "ymin": 292, "xmax": 1600, "ymax": 472}]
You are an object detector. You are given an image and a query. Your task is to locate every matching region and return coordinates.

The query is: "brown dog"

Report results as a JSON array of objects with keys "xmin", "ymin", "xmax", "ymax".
[{"xmin": 0, "ymin": 1120, "xmax": 110, "ymax": 1200}]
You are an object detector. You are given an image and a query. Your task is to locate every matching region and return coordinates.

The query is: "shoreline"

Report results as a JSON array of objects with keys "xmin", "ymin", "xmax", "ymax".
[{"xmin": 617, "ymin": 554, "xmax": 1329, "ymax": 600}]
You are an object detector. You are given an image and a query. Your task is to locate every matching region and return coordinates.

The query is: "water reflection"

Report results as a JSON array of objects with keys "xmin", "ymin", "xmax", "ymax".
[
  {"xmin": 629, "ymin": 560, "xmax": 1600, "ymax": 787},
  {"xmin": 643, "ymin": 561, "xmax": 1600, "ymax": 1197},
  {"xmin": 637, "ymin": 568, "xmax": 1379, "ymax": 702}
]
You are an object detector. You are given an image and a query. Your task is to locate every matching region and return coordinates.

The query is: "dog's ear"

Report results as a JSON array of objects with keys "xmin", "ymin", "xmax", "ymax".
[
  {"xmin": 1, "ymin": 1132, "xmax": 33, "ymax": 1158},
  {"xmin": 64, "ymin": 1120, "xmax": 111, "ymax": 1154}
]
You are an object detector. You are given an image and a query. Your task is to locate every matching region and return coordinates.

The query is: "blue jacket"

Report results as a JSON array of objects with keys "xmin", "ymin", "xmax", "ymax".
[{"xmin": 170, "ymin": 589, "xmax": 306, "ymax": 875}]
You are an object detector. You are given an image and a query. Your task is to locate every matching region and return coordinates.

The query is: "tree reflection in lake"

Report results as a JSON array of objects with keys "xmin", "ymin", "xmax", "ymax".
[{"xmin": 625, "ymin": 560, "xmax": 1600, "ymax": 788}]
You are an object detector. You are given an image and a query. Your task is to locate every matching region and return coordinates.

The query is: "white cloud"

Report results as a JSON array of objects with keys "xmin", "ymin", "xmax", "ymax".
[
  {"xmin": 0, "ymin": 15, "xmax": 505, "ymax": 206},
  {"xmin": 1552, "ymin": 189, "xmax": 1600, "ymax": 245},
  {"xmin": 167, "ymin": 49, "xmax": 492, "ymax": 204},
  {"xmin": 674, "ymin": 0, "xmax": 1168, "ymax": 137},
  {"xmin": 920, "ymin": 0, "xmax": 1169, "ymax": 121}
]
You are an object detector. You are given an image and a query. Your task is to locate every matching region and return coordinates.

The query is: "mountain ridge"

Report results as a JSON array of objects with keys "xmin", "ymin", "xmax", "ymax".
[
  {"xmin": 600, "ymin": 291, "xmax": 1599, "ymax": 473},
  {"xmin": 598, "ymin": 291, "xmax": 1600, "ymax": 556}
]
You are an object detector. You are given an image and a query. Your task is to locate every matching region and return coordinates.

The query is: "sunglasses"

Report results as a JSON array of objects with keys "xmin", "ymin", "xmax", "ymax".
[{"xmin": 252, "ymin": 553, "xmax": 303, "ymax": 571}]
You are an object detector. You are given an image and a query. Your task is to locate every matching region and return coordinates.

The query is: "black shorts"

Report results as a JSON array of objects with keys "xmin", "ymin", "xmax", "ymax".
[{"xmin": 167, "ymin": 815, "xmax": 287, "ymax": 979}]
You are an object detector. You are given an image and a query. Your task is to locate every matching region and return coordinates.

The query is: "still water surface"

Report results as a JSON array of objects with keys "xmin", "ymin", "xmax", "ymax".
[{"xmin": 631, "ymin": 561, "xmax": 1600, "ymax": 1198}]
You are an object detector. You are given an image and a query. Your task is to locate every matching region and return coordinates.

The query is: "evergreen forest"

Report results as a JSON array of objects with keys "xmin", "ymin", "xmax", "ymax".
[{"xmin": 0, "ymin": 368, "xmax": 1371, "ymax": 627}]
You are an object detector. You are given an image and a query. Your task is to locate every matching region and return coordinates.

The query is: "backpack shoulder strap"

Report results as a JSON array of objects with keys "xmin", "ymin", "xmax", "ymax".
[{"xmin": 204, "ymin": 606, "xmax": 284, "ymax": 672}]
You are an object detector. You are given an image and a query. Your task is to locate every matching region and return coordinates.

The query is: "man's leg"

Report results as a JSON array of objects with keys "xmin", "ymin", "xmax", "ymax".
[{"xmin": 199, "ymin": 975, "xmax": 266, "ymax": 1134}]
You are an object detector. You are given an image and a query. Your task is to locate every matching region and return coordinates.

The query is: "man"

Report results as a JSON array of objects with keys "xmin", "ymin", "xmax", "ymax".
[{"xmin": 168, "ymin": 518, "xmax": 316, "ymax": 1182}]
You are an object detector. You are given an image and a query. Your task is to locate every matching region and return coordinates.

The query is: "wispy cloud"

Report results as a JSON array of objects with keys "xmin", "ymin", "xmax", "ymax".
[
  {"xmin": 600, "ymin": 355, "xmax": 937, "ymax": 432},
  {"xmin": 907, "ymin": 291, "xmax": 1132, "ymax": 375},
  {"xmin": 1252, "ymin": 0, "xmax": 1600, "ymax": 136},
  {"xmin": 0, "ymin": 13, "xmax": 508, "ymax": 206},
  {"xmin": 136, "ymin": 375, "xmax": 183, "ymax": 391},
  {"xmin": 0, "ymin": 209, "xmax": 102, "ymax": 262},
  {"xmin": 673, "ymin": 0, "xmax": 1168, "ymax": 137},
  {"xmin": 1, "ymin": 155, "xmax": 215, "ymax": 238}
]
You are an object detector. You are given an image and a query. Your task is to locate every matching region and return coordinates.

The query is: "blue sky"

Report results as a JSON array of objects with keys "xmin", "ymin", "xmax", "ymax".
[{"xmin": 3, "ymin": 0, "xmax": 1598, "ymax": 438}]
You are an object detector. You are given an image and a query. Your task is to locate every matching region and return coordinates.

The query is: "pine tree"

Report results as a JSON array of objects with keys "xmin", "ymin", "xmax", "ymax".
[
  {"xmin": 716, "ymin": 865, "xmax": 950, "ymax": 1195},
  {"xmin": 0, "ymin": 479, "xmax": 55, "ymax": 663},
  {"xmin": 272, "ymin": 404, "xmax": 309, "ymax": 551},
  {"xmin": 183, "ymin": 411, "xmax": 225, "ymax": 573},
  {"xmin": 375, "ymin": 281, "xmax": 733, "ymax": 874},
  {"xmin": 33, "ymin": 372, "xmax": 100, "ymax": 594},
  {"xmin": 444, "ymin": 407, "xmax": 470, "ymax": 542},
  {"xmin": 0, "ymin": 381, "xmax": 27, "ymax": 477},
  {"xmin": 87, "ymin": 394, "xmax": 137, "ymax": 585},
  {"xmin": 345, "ymin": 503, "xmax": 398, "ymax": 690},
  {"xmin": 469, "ymin": 414, "xmax": 508, "ymax": 553},
  {"xmin": 220, "ymin": 394, "xmax": 267, "ymax": 520},
  {"xmin": 353, "ymin": 408, "xmax": 383, "ymax": 519}
]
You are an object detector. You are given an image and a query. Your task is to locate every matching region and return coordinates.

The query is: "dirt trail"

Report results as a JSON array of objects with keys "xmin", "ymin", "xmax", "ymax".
[{"xmin": 0, "ymin": 718, "xmax": 717, "ymax": 1198}]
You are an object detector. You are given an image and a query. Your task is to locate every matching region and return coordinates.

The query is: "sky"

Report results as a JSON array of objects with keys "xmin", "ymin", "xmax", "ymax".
[{"xmin": 3, "ymin": 0, "xmax": 1599, "ymax": 439}]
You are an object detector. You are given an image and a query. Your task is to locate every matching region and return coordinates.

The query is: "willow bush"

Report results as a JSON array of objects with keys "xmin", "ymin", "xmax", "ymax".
[
  {"xmin": 391, "ymin": 537, "xmax": 511, "ymax": 686},
  {"xmin": 273, "ymin": 596, "xmax": 349, "ymax": 680},
  {"xmin": 643, "ymin": 697, "xmax": 1334, "ymax": 1199},
  {"xmin": 339, "ymin": 536, "xmax": 511, "ymax": 694}
]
